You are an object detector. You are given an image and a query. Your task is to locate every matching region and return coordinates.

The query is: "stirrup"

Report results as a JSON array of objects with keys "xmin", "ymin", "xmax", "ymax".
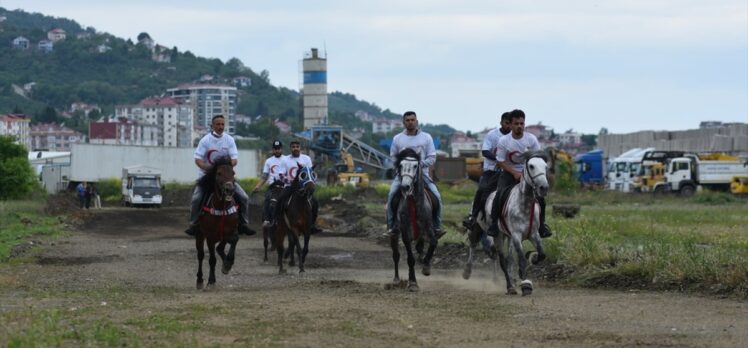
[
  {"xmin": 239, "ymin": 224, "xmax": 256, "ymax": 236},
  {"xmin": 435, "ymin": 228, "xmax": 446, "ymax": 240},
  {"xmin": 539, "ymin": 224, "xmax": 553, "ymax": 238},
  {"xmin": 184, "ymin": 224, "xmax": 197, "ymax": 237}
]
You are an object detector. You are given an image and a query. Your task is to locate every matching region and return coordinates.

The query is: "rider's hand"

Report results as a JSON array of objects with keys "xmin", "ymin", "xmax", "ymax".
[
  {"xmin": 512, "ymin": 171, "xmax": 521, "ymax": 181},
  {"xmin": 252, "ymin": 186, "xmax": 259, "ymax": 193}
]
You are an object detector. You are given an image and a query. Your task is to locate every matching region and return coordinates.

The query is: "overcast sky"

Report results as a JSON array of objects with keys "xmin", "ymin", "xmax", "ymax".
[{"xmin": 4, "ymin": 1, "xmax": 747, "ymax": 134}]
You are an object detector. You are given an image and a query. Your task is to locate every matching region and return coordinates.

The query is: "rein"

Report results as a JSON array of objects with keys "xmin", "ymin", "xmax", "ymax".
[{"xmin": 499, "ymin": 157, "xmax": 545, "ymax": 238}]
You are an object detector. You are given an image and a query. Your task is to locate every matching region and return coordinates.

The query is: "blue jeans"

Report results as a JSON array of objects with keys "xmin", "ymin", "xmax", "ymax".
[{"xmin": 386, "ymin": 174, "xmax": 442, "ymax": 230}]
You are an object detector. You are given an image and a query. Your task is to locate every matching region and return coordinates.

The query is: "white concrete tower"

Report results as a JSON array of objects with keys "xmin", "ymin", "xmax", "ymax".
[{"xmin": 302, "ymin": 48, "xmax": 328, "ymax": 129}]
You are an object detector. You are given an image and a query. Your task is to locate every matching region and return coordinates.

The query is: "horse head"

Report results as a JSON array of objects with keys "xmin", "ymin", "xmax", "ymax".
[
  {"xmin": 292, "ymin": 164, "xmax": 317, "ymax": 197},
  {"xmin": 522, "ymin": 151, "xmax": 550, "ymax": 198},
  {"xmin": 396, "ymin": 148, "xmax": 421, "ymax": 196},
  {"xmin": 198, "ymin": 155, "xmax": 235, "ymax": 202}
]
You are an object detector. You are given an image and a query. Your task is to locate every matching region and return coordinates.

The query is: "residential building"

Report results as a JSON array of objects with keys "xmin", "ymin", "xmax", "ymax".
[
  {"xmin": 232, "ymin": 76, "xmax": 252, "ymax": 88},
  {"xmin": 30, "ymin": 123, "xmax": 84, "ymax": 151},
  {"xmin": 47, "ymin": 28, "xmax": 66, "ymax": 42},
  {"xmin": 355, "ymin": 110, "xmax": 374, "ymax": 122},
  {"xmin": 37, "ymin": 40, "xmax": 54, "ymax": 53},
  {"xmin": 0, "ymin": 114, "xmax": 32, "ymax": 149},
  {"xmin": 89, "ymin": 117, "xmax": 158, "ymax": 146},
  {"xmin": 558, "ymin": 130, "xmax": 582, "ymax": 146},
  {"xmin": 71, "ymin": 102, "xmax": 101, "ymax": 117},
  {"xmin": 76, "ymin": 32, "xmax": 92, "ymax": 40},
  {"xmin": 525, "ymin": 123, "xmax": 553, "ymax": 141},
  {"xmin": 274, "ymin": 119, "xmax": 291, "ymax": 134},
  {"xmin": 372, "ymin": 118, "xmax": 401, "ymax": 134},
  {"xmin": 115, "ymin": 97, "xmax": 194, "ymax": 147},
  {"xmin": 449, "ymin": 131, "xmax": 481, "ymax": 157},
  {"xmin": 166, "ymin": 84, "xmax": 238, "ymax": 133},
  {"xmin": 152, "ymin": 45, "xmax": 171, "ymax": 63},
  {"xmin": 12, "ymin": 36, "xmax": 30, "ymax": 49}
]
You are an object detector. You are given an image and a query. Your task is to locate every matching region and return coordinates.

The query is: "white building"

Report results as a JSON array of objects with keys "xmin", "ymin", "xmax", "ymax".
[
  {"xmin": 37, "ymin": 40, "xmax": 54, "ymax": 53},
  {"xmin": 12, "ymin": 36, "xmax": 30, "ymax": 50},
  {"xmin": 372, "ymin": 118, "xmax": 401, "ymax": 134},
  {"xmin": 558, "ymin": 130, "xmax": 582, "ymax": 146},
  {"xmin": 47, "ymin": 28, "xmax": 66, "ymax": 42},
  {"xmin": 0, "ymin": 114, "xmax": 32, "ymax": 149},
  {"xmin": 115, "ymin": 97, "xmax": 194, "ymax": 147},
  {"xmin": 166, "ymin": 84, "xmax": 237, "ymax": 134}
]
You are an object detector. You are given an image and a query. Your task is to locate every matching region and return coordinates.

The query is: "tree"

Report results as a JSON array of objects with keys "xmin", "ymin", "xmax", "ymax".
[
  {"xmin": 36, "ymin": 105, "xmax": 58, "ymax": 123},
  {"xmin": 0, "ymin": 136, "xmax": 37, "ymax": 199}
]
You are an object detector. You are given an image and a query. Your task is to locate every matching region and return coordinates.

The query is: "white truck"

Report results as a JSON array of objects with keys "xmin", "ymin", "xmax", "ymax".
[
  {"xmin": 122, "ymin": 165, "xmax": 163, "ymax": 207},
  {"xmin": 653, "ymin": 156, "xmax": 748, "ymax": 196},
  {"xmin": 607, "ymin": 147, "xmax": 655, "ymax": 192}
]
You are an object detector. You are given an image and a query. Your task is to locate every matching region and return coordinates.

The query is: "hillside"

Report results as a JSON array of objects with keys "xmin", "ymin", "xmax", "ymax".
[{"xmin": 1, "ymin": 8, "xmax": 445, "ymax": 135}]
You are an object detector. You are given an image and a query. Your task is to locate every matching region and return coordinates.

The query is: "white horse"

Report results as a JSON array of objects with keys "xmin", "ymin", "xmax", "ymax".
[{"xmin": 463, "ymin": 152, "xmax": 549, "ymax": 295}]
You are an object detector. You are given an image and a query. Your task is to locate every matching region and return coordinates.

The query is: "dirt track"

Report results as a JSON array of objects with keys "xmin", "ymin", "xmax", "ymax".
[{"xmin": 3, "ymin": 205, "xmax": 748, "ymax": 347}]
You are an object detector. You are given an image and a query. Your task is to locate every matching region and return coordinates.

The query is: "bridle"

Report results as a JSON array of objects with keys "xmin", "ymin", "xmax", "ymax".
[
  {"xmin": 522, "ymin": 156, "xmax": 547, "ymax": 198},
  {"xmin": 399, "ymin": 156, "xmax": 420, "ymax": 197}
]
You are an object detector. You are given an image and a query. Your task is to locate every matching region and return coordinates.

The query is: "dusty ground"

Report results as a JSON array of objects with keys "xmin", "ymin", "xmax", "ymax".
[{"xmin": 2, "ymin": 198, "xmax": 748, "ymax": 347}]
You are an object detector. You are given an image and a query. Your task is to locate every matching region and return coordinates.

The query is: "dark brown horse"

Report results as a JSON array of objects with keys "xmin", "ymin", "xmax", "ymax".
[
  {"xmin": 262, "ymin": 184, "xmax": 284, "ymax": 262},
  {"xmin": 195, "ymin": 156, "xmax": 239, "ymax": 289},
  {"xmin": 274, "ymin": 164, "xmax": 316, "ymax": 274}
]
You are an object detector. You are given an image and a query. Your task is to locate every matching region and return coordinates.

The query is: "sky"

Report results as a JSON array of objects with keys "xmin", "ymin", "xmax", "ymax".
[{"xmin": 3, "ymin": 0, "xmax": 747, "ymax": 134}]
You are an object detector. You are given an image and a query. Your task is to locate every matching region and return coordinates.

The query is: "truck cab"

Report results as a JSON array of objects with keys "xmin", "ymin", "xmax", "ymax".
[
  {"xmin": 575, "ymin": 149, "xmax": 604, "ymax": 186},
  {"xmin": 122, "ymin": 165, "xmax": 163, "ymax": 207}
]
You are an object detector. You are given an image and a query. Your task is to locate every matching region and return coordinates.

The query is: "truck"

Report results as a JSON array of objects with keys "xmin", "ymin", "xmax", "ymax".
[
  {"xmin": 653, "ymin": 156, "xmax": 748, "ymax": 196},
  {"xmin": 575, "ymin": 149, "xmax": 604, "ymax": 186},
  {"xmin": 122, "ymin": 165, "xmax": 163, "ymax": 207},
  {"xmin": 608, "ymin": 147, "xmax": 655, "ymax": 192},
  {"xmin": 632, "ymin": 151, "xmax": 695, "ymax": 193}
]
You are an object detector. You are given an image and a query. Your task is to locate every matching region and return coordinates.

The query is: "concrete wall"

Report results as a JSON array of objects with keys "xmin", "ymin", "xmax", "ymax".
[
  {"xmin": 598, "ymin": 123, "xmax": 748, "ymax": 158},
  {"xmin": 70, "ymin": 143, "xmax": 260, "ymax": 183}
]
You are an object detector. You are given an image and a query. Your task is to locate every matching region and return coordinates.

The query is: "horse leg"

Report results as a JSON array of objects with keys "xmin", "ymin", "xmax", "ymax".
[
  {"xmin": 276, "ymin": 228, "xmax": 286, "ymax": 274},
  {"xmin": 262, "ymin": 226, "xmax": 269, "ymax": 262},
  {"xmin": 301, "ymin": 233, "xmax": 310, "ymax": 273},
  {"xmin": 222, "ymin": 234, "xmax": 238, "ymax": 275},
  {"xmin": 294, "ymin": 231, "xmax": 305, "ymax": 273},
  {"xmin": 217, "ymin": 240, "xmax": 227, "ymax": 266},
  {"xmin": 390, "ymin": 232, "xmax": 401, "ymax": 285},
  {"xmin": 286, "ymin": 233, "xmax": 296, "ymax": 267},
  {"xmin": 207, "ymin": 241, "xmax": 218, "ymax": 287},
  {"xmin": 196, "ymin": 235, "xmax": 205, "ymax": 290},
  {"xmin": 422, "ymin": 236, "xmax": 437, "ymax": 277},
  {"xmin": 416, "ymin": 239, "xmax": 425, "ymax": 264},
  {"xmin": 403, "ymin": 235, "xmax": 418, "ymax": 292},
  {"xmin": 526, "ymin": 233, "xmax": 546, "ymax": 265},
  {"xmin": 510, "ymin": 234, "xmax": 532, "ymax": 296},
  {"xmin": 501, "ymin": 235, "xmax": 517, "ymax": 295},
  {"xmin": 463, "ymin": 226, "xmax": 482, "ymax": 280}
]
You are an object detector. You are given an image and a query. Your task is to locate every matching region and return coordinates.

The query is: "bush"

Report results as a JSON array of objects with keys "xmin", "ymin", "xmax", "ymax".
[
  {"xmin": 693, "ymin": 190, "xmax": 736, "ymax": 204},
  {"xmin": 96, "ymin": 178, "xmax": 122, "ymax": 203},
  {"xmin": 0, "ymin": 136, "xmax": 37, "ymax": 200}
]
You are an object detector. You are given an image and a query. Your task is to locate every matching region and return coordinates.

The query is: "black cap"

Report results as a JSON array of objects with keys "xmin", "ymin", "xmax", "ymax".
[{"xmin": 272, "ymin": 140, "xmax": 282, "ymax": 148}]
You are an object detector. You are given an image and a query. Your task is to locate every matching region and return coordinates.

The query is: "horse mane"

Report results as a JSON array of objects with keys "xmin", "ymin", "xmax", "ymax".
[
  {"xmin": 395, "ymin": 148, "xmax": 420, "ymax": 169},
  {"xmin": 523, "ymin": 151, "xmax": 548, "ymax": 163},
  {"xmin": 197, "ymin": 155, "xmax": 233, "ymax": 195}
]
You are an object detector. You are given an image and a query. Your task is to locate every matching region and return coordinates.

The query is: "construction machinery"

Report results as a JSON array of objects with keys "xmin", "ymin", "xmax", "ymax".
[
  {"xmin": 730, "ymin": 176, "xmax": 748, "ymax": 195},
  {"xmin": 329, "ymin": 151, "xmax": 370, "ymax": 187},
  {"xmin": 653, "ymin": 155, "xmax": 748, "ymax": 196}
]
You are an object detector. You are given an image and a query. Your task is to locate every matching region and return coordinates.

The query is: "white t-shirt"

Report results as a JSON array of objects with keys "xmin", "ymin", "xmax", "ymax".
[
  {"xmin": 390, "ymin": 130, "xmax": 436, "ymax": 178},
  {"xmin": 194, "ymin": 132, "xmax": 239, "ymax": 178},
  {"xmin": 496, "ymin": 132, "xmax": 541, "ymax": 173},
  {"xmin": 282, "ymin": 154, "xmax": 313, "ymax": 181},
  {"xmin": 482, "ymin": 128, "xmax": 504, "ymax": 171},
  {"xmin": 262, "ymin": 155, "xmax": 287, "ymax": 185}
]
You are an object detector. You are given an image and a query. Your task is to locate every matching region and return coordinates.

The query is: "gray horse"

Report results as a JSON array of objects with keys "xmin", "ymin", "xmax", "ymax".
[
  {"xmin": 390, "ymin": 148, "xmax": 438, "ymax": 292},
  {"xmin": 463, "ymin": 152, "xmax": 549, "ymax": 295}
]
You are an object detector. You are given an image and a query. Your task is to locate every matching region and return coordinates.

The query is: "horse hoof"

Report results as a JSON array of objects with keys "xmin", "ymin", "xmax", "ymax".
[
  {"xmin": 279, "ymin": 269, "xmax": 287, "ymax": 275},
  {"xmin": 507, "ymin": 288, "xmax": 518, "ymax": 295},
  {"xmin": 196, "ymin": 282, "xmax": 204, "ymax": 290},
  {"xmin": 222, "ymin": 265, "xmax": 232, "ymax": 275},
  {"xmin": 263, "ymin": 257, "xmax": 269, "ymax": 263},
  {"xmin": 462, "ymin": 268, "xmax": 472, "ymax": 280},
  {"xmin": 299, "ymin": 269, "xmax": 305, "ymax": 274},
  {"xmin": 521, "ymin": 280, "xmax": 533, "ymax": 296},
  {"xmin": 408, "ymin": 282, "xmax": 419, "ymax": 292},
  {"xmin": 526, "ymin": 251, "xmax": 540, "ymax": 265},
  {"xmin": 422, "ymin": 265, "xmax": 431, "ymax": 276}
]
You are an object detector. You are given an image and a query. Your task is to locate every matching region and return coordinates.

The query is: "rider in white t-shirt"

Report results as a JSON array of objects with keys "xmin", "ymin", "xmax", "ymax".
[
  {"xmin": 184, "ymin": 115, "xmax": 255, "ymax": 237},
  {"xmin": 495, "ymin": 109, "xmax": 552, "ymax": 238},
  {"xmin": 252, "ymin": 140, "xmax": 287, "ymax": 227},
  {"xmin": 274, "ymin": 140, "xmax": 322, "ymax": 234}
]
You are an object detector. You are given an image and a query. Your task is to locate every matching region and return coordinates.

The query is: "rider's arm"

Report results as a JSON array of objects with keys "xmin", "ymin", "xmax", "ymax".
[
  {"xmin": 253, "ymin": 173, "xmax": 269, "ymax": 192},
  {"xmin": 498, "ymin": 161, "xmax": 521, "ymax": 180},
  {"xmin": 231, "ymin": 159, "xmax": 238, "ymax": 167},
  {"xmin": 422, "ymin": 134, "xmax": 436, "ymax": 167},
  {"xmin": 195, "ymin": 158, "xmax": 211, "ymax": 171},
  {"xmin": 481, "ymin": 150, "xmax": 497, "ymax": 161}
]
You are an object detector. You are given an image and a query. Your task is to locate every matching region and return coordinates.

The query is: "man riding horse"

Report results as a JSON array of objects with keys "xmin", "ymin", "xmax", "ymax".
[
  {"xmin": 274, "ymin": 140, "xmax": 322, "ymax": 235},
  {"xmin": 252, "ymin": 139, "xmax": 287, "ymax": 228},
  {"xmin": 385, "ymin": 111, "xmax": 444, "ymax": 240},
  {"xmin": 185, "ymin": 115, "xmax": 255, "ymax": 237},
  {"xmin": 464, "ymin": 111, "xmax": 512, "ymax": 229},
  {"xmin": 494, "ymin": 109, "xmax": 553, "ymax": 238}
]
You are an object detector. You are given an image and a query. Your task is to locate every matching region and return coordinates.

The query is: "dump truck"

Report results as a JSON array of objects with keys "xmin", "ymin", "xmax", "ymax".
[{"xmin": 122, "ymin": 165, "xmax": 162, "ymax": 207}]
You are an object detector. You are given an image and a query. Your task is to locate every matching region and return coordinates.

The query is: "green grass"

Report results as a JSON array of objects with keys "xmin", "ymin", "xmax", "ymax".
[{"xmin": 0, "ymin": 198, "xmax": 64, "ymax": 261}]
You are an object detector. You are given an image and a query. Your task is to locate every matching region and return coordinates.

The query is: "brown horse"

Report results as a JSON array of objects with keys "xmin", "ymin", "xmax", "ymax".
[
  {"xmin": 262, "ymin": 184, "xmax": 284, "ymax": 262},
  {"xmin": 195, "ymin": 156, "xmax": 240, "ymax": 289},
  {"xmin": 274, "ymin": 164, "xmax": 316, "ymax": 274}
]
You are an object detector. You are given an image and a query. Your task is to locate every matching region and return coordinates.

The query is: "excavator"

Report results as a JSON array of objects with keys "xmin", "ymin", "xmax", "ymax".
[{"xmin": 327, "ymin": 150, "xmax": 370, "ymax": 187}]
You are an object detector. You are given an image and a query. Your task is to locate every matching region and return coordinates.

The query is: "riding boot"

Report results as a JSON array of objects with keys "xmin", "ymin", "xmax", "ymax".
[
  {"xmin": 184, "ymin": 224, "xmax": 198, "ymax": 237},
  {"xmin": 434, "ymin": 227, "xmax": 446, "ymax": 240},
  {"xmin": 239, "ymin": 224, "xmax": 257, "ymax": 236},
  {"xmin": 538, "ymin": 197, "xmax": 553, "ymax": 238},
  {"xmin": 487, "ymin": 224, "xmax": 499, "ymax": 238}
]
